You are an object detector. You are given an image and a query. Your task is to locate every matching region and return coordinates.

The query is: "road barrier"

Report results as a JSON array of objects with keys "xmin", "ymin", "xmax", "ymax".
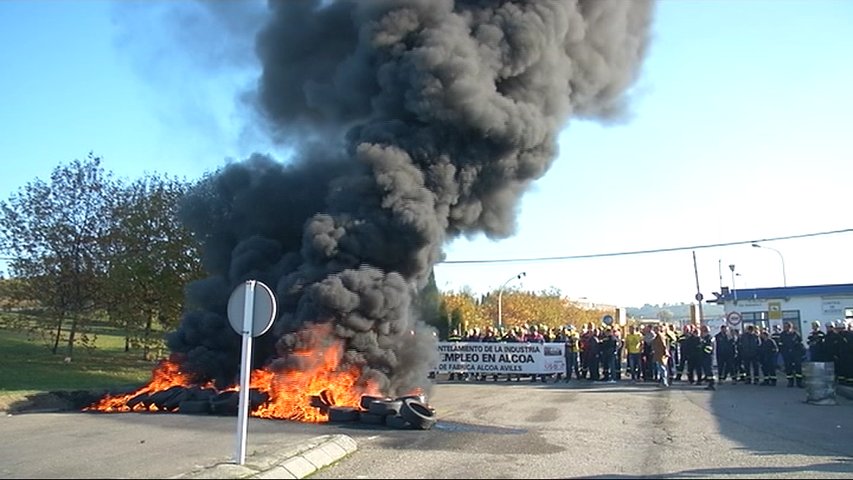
[{"xmin": 803, "ymin": 362, "xmax": 837, "ymax": 406}]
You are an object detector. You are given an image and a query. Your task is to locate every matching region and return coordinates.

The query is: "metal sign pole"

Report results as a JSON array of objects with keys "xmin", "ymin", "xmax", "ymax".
[
  {"xmin": 236, "ymin": 280, "xmax": 256, "ymax": 465},
  {"xmin": 227, "ymin": 279, "xmax": 275, "ymax": 467}
]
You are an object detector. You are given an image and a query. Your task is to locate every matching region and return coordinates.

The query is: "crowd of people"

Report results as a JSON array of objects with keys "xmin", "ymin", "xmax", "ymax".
[{"xmin": 444, "ymin": 319, "xmax": 853, "ymax": 389}]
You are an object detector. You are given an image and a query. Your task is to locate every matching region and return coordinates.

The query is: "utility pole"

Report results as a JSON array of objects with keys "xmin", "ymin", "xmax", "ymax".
[
  {"xmin": 692, "ymin": 251, "xmax": 704, "ymax": 325},
  {"xmin": 718, "ymin": 259, "xmax": 723, "ymax": 292}
]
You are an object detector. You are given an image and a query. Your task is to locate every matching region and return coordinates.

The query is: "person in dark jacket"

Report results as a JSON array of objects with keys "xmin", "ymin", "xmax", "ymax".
[
  {"xmin": 779, "ymin": 321, "xmax": 805, "ymax": 388},
  {"xmin": 758, "ymin": 329, "xmax": 778, "ymax": 386},
  {"xmin": 837, "ymin": 322, "xmax": 853, "ymax": 386},
  {"xmin": 738, "ymin": 325, "xmax": 761, "ymax": 384},
  {"xmin": 585, "ymin": 328, "xmax": 601, "ymax": 381},
  {"xmin": 563, "ymin": 326, "xmax": 581, "ymax": 382},
  {"xmin": 524, "ymin": 325, "xmax": 547, "ymax": 383},
  {"xmin": 714, "ymin": 325, "xmax": 736, "ymax": 383},
  {"xmin": 674, "ymin": 324, "xmax": 689, "ymax": 381},
  {"xmin": 807, "ymin": 321, "xmax": 827, "ymax": 362},
  {"xmin": 641, "ymin": 324, "xmax": 656, "ymax": 381},
  {"xmin": 481, "ymin": 326, "xmax": 501, "ymax": 382},
  {"xmin": 579, "ymin": 324, "xmax": 593, "ymax": 379},
  {"xmin": 731, "ymin": 328, "xmax": 742, "ymax": 384},
  {"xmin": 599, "ymin": 328, "xmax": 618, "ymax": 382},
  {"xmin": 447, "ymin": 329, "xmax": 463, "ymax": 381},
  {"xmin": 613, "ymin": 328, "xmax": 624, "ymax": 381},
  {"xmin": 771, "ymin": 325, "xmax": 783, "ymax": 371},
  {"xmin": 698, "ymin": 325, "xmax": 716, "ymax": 390},
  {"xmin": 824, "ymin": 321, "xmax": 844, "ymax": 384},
  {"xmin": 681, "ymin": 326, "xmax": 702, "ymax": 384},
  {"xmin": 502, "ymin": 326, "xmax": 523, "ymax": 382}
]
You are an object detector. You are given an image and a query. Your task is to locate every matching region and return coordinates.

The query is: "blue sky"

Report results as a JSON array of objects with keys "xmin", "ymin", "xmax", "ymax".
[{"xmin": 1, "ymin": 0, "xmax": 852, "ymax": 308}]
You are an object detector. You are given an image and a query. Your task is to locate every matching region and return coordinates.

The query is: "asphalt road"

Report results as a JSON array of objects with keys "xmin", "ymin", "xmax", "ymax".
[
  {"xmin": 0, "ymin": 409, "xmax": 329, "ymax": 479},
  {"xmin": 310, "ymin": 379, "xmax": 853, "ymax": 479},
  {"xmin": 1, "ymin": 379, "xmax": 851, "ymax": 479}
]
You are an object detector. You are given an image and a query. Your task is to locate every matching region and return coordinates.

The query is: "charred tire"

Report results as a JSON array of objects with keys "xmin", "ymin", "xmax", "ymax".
[
  {"xmin": 395, "ymin": 394, "xmax": 426, "ymax": 404},
  {"xmin": 384, "ymin": 414, "xmax": 412, "ymax": 429},
  {"xmin": 150, "ymin": 386, "xmax": 185, "ymax": 411},
  {"xmin": 178, "ymin": 399, "xmax": 212, "ymax": 415},
  {"xmin": 209, "ymin": 392, "xmax": 239, "ymax": 416},
  {"xmin": 328, "ymin": 406, "xmax": 360, "ymax": 423},
  {"xmin": 368, "ymin": 399, "xmax": 402, "ymax": 416},
  {"xmin": 359, "ymin": 412, "xmax": 386, "ymax": 425},
  {"xmin": 359, "ymin": 395, "xmax": 385, "ymax": 411},
  {"xmin": 400, "ymin": 398, "xmax": 436, "ymax": 430}
]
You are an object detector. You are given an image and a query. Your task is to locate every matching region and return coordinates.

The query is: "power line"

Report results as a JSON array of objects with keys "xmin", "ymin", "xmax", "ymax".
[{"xmin": 439, "ymin": 227, "xmax": 853, "ymax": 265}]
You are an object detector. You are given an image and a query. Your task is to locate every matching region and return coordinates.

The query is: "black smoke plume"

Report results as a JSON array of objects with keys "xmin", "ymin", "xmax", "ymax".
[{"xmin": 166, "ymin": 0, "xmax": 656, "ymax": 397}]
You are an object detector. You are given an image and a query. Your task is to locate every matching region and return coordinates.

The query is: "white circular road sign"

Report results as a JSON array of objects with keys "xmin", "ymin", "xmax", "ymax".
[
  {"xmin": 726, "ymin": 311, "xmax": 742, "ymax": 327},
  {"xmin": 227, "ymin": 280, "xmax": 277, "ymax": 337}
]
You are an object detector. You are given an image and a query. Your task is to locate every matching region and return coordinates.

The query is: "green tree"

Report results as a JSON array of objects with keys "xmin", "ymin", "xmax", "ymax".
[
  {"xmin": 480, "ymin": 288, "xmax": 536, "ymax": 330},
  {"xmin": 481, "ymin": 288, "xmax": 613, "ymax": 333},
  {"xmin": 439, "ymin": 290, "xmax": 484, "ymax": 335},
  {"xmin": 103, "ymin": 174, "xmax": 205, "ymax": 359},
  {"xmin": 0, "ymin": 275, "xmax": 30, "ymax": 312},
  {"xmin": 415, "ymin": 269, "xmax": 443, "ymax": 337},
  {"xmin": 0, "ymin": 153, "xmax": 117, "ymax": 357},
  {"xmin": 524, "ymin": 288, "xmax": 569, "ymax": 329}
]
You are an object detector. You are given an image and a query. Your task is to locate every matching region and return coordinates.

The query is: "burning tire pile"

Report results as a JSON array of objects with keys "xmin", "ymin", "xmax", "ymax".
[
  {"xmin": 318, "ymin": 394, "xmax": 437, "ymax": 430},
  {"xmin": 117, "ymin": 386, "xmax": 269, "ymax": 416},
  {"xmin": 88, "ymin": 384, "xmax": 436, "ymax": 431}
]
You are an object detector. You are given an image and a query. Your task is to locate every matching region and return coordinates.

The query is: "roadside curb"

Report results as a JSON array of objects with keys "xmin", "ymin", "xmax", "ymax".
[
  {"xmin": 837, "ymin": 385, "xmax": 853, "ymax": 401},
  {"xmin": 174, "ymin": 434, "xmax": 357, "ymax": 479}
]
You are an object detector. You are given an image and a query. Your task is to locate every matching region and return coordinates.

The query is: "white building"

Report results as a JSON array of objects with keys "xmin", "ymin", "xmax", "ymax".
[{"xmin": 708, "ymin": 283, "xmax": 853, "ymax": 342}]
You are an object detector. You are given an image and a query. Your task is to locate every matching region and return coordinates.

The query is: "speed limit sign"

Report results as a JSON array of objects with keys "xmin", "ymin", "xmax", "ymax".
[{"xmin": 726, "ymin": 311, "xmax": 742, "ymax": 326}]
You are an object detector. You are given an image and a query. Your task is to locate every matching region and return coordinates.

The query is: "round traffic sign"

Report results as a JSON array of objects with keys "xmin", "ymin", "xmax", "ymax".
[
  {"xmin": 227, "ymin": 280, "xmax": 277, "ymax": 337},
  {"xmin": 695, "ymin": 292, "xmax": 704, "ymax": 302},
  {"xmin": 602, "ymin": 314, "xmax": 614, "ymax": 326},
  {"xmin": 726, "ymin": 311, "xmax": 742, "ymax": 326}
]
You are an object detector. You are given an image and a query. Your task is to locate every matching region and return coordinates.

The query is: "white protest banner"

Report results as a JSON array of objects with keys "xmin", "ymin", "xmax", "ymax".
[{"xmin": 435, "ymin": 342, "xmax": 566, "ymax": 375}]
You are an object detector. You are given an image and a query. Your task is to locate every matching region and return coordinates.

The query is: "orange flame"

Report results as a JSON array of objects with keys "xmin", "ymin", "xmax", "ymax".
[
  {"xmin": 85, "ymin": 324, "xmax": 380, "ymax": 422},
  {"xmin": 250, "ymin": 341, "xmax": 371, "ymax": 422},
  {"xmin": 84, "ymin": 358, "xmax": 208, "ymax": 413}
]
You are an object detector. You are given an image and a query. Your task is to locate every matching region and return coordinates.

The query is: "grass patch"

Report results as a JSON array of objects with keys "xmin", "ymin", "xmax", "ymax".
[{"xmin": 0, "ymin": 315, "xmax": 162, "ymax": 410}]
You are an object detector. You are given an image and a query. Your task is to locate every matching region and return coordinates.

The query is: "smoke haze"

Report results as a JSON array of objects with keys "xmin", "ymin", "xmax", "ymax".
[{"xmin": 165, "ymin": 0, "xmax": 656, "ymax": 397}]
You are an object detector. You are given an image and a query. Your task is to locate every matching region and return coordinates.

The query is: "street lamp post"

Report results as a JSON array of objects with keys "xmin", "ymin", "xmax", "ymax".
[
  {"xmin": 752, "ymin": 243, "xmax": 787, "ymax": 287},
  {"xmin": 729, "ymin": 264, "xmax": 738, "ymax": 303},
  {"xmin": 497, "ymin": 272, "xmax": 526, "ymax": 330}
]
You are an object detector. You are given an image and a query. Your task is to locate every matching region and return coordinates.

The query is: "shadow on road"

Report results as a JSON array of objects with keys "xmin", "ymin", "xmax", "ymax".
[{"xmin": 577, "ymin": 458, "xmax": 853, "ymax": 479}]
